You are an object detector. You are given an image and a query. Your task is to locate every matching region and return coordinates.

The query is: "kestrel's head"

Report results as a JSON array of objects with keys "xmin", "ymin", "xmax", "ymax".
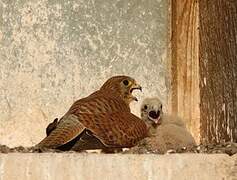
[
  {"xmin": 140, "ymin": 97, "xmax": 163, "ymax": 127},
  {"xmin": 100, "ymin": 75, "xmax": 142, "ymax": 104}
]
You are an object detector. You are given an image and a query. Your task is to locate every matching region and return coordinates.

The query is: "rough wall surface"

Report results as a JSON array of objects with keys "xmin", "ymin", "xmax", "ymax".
[
  {"xmin": 0, "ymin": 153, "xmax": 236, "ymax": 180},
  {"xmin": 0, "ymin": 0, "xmax": 168, "ymax": 147}
]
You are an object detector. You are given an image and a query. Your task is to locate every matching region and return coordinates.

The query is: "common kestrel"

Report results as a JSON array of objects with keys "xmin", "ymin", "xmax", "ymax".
[{"xmin": 36, "ymin": 75, "xmax": 148, "ymax": 151}]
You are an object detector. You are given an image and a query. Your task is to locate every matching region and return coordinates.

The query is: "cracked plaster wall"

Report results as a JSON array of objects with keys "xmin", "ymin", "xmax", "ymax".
[{"xmin": 0, "ymin": 0, "xmax": 168, "ymax": 147}]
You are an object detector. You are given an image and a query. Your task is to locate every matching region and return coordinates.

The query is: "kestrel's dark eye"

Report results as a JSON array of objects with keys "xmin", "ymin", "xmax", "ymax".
[
  {"xmin": 123, "ymin": 80, "xmax": 129, "ymax": 86},
  {"xmin": 160, "ymin": 104, "xmax": 162, "ymax": 109},
  {"xmin": 144, "ymin": 105, "xmax": 148, "ymax": 110}
]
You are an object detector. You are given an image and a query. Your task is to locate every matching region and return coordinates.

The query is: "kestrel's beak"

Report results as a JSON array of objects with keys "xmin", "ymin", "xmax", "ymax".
[
  {"xmin": 130, "ymin": 83, "xmax": 142, "ymax": 101},
  {"xmin": 130, "ymin": 83, "xmax": 142, "ymax": 92}
]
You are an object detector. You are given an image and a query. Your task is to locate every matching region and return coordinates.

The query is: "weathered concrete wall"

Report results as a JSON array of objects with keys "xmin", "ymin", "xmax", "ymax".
[
  {"xmin": 0, "ymin": 153, "xmax": 236, "ymax": 180},
  {"xmin": 0, "ymin": 0, "xmax": 168, "ymax": 147}
]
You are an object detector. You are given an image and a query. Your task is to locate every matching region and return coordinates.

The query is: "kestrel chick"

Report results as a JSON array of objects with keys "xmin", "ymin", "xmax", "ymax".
[
  {"xmin": 133, "ymin": 97, "xmax": 196, "ymax": 153},
  {"xmin": 141, "ymin": 97, "xmax": 185, "ymax": 128},
  {"xmin": 141, "ymin": 97, "xmax": 164, "ymax": 127},
  {"xmin": 36, "ymin": 75, "xmax": 148, "ymax": 151}
]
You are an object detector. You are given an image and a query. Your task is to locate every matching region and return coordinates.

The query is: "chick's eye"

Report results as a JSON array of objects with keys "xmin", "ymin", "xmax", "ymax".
[
  {"xmin": 144, "ymin": 105, "xmax": 148, "ymax": 110},
  {"xmin": 160, "ymin": 104, "xmax": 162, "ymax": 109},
  {"xmin": 123, "ymin": 80, "xmax": 129, "ymax": 86}
]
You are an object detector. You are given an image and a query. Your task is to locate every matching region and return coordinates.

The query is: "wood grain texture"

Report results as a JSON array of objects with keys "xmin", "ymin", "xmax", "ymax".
[
  {"xmin": 171, "ymin": 0, "xmax": 200, "ymax": 142},
  {"xmin": 199, "ymin": 0, "xmax": 237, "ymax": 143}
]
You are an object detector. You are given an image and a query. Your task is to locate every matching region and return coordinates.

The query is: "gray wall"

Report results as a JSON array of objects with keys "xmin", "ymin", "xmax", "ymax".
[{"xmin": 0, "ymin": 0, "xmax": 168, "ymax": 147}]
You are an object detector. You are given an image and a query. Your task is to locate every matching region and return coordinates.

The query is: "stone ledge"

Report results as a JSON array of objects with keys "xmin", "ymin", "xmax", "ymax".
[{"xmin": 0, "ymin": 153, "xmax": 236, "ymax": 180}]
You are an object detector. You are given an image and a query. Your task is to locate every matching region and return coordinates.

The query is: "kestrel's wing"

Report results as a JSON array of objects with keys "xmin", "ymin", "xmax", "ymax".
[
  {"xmin": 78, "ymin": 112, "xmax": 148, "ymax": 148},
  {"xmin": 36, "ymin": 95, "xmax": 125, "ymax": 149},
  {"xmin": 36, "ymin": 114, "xmax": 85, "ymax": 149},
  {"xmin": 61, "ymin": 112, "xmax": 148, "ymax": 151},
  {"xmin": 69, "ymin": 130, "xmax": 108, "ymax": 151},
  {"xmin": 36, "ymin": 94, "xmax": 145, "ymax": 149}
]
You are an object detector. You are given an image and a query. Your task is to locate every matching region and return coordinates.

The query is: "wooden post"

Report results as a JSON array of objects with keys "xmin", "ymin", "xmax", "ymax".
[
  {"xmin": 170, "ymin": 0, "xmax": 237, "ymax": 143},
  {"xmin": 199, "ymin": 0, "xmax": 237, "ymax": 143},
  {"xmin": 170, "ymin": 0, "xmax": 200, "ymax": 143}
]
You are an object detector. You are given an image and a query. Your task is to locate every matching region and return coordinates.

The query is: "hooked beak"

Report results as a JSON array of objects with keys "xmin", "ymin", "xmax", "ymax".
[
  {"xmin": 130, "ymin": 83, "xmax": 142, "ymax": 93},
  {"xmin": 130, "ymin": 83, "xmax": 142, "ymax": 102}
]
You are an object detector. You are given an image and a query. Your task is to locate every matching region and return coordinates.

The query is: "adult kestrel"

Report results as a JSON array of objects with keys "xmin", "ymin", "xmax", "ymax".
[{"xmin": 36, "ymin": 75, "xmax": 148, "ymax": 151}]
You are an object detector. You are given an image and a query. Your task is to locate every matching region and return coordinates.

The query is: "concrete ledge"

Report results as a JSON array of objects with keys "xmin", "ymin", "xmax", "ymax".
[{"xmin": 0, "ymin": 153, "xmax": 236, "ymax": 180}]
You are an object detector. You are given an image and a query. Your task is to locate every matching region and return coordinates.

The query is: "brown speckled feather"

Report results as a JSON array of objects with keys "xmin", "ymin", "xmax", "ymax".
[
  {"xmin": 70, "ymin": 130, "xmax": 108, "ymax": 151},
  {"xmin": 78, "ymin": 112, "xmax": 148, "ymax": 147},
  {"xmin": 36, "ymin": 76, "xmax": 148, "ymax": 149},
  {"xmin": 37, "ymin": 114, "xmax": 85, "ymax": 148}
]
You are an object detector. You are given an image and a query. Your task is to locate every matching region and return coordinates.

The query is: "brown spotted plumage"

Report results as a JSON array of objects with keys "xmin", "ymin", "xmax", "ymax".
[{"xmin": 36, "ymin": 75, "xmax": 148, "ymax": 150}]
